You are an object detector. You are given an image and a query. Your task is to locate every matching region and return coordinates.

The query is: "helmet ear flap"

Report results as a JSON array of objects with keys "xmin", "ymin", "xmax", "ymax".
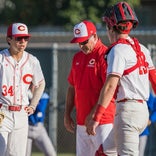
[{"xmin": 114, "ymin": 22, "xmax": 133, "ymax": 34}]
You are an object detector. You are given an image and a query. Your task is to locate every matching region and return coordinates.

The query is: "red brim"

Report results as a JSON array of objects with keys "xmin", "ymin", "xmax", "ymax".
[
  {"xmin": 70, "ymin": 36, "xmax": 89, "ymax": 43},
  {"xmin": 12, "ymin": 34, "xmax": 31, "ymax": 37}
]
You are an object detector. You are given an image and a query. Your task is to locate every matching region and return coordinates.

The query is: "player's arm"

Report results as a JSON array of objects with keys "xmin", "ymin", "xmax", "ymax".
[
  {"xmin": 86, "ymin": 74, "xmax": 120, "ymax": 135},
  {"xmin": 98, "ymin": 74, "xmax": 119, "ymax": 108},
  {"xmin": 30, "ymin": 80, "xmax": 45, "ymax": 110},
  {"xmin": 64, "ymin": 84, "xmax": 75, "ymax": 133},
  {"xmin": 149, "ymin": 69, "xmax": 156, "ymax": 94},
  {"xmin": 26, "ymin": 80, "xmax": 46, "ymax": 115}
]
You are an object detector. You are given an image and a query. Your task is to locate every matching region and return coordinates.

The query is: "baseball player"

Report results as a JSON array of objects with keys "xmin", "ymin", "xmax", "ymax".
[
  {"xmin": 0, "ymin": 23, "xmax": 45, "ymax": 156},
  {"xmin": 64, "ymin": 20, "xmax": 117, "ymax": 156},
  {"xmin": 26, "ymin": 90, "xmax": 57, "ymax": 156},
  {"xmin": 86, "ymin": 2, "xmax": 156, "ymax": 155}
]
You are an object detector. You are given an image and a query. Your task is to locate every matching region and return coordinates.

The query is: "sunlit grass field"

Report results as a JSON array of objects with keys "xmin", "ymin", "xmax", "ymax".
[{"xmin": 32, "ymin": 153, "xmax": 75, "ymax": 156}]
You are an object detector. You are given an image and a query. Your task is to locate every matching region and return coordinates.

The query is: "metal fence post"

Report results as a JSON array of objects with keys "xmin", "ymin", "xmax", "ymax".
[{"xmin": 49, "ymin": 43, "xmax": 58, "ymax": 150}]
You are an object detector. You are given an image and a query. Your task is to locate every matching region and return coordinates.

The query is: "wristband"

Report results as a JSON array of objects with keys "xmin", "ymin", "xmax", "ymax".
[{"xmin": 93, "ymin": 104, "xmax": 105, "ymax": 122}]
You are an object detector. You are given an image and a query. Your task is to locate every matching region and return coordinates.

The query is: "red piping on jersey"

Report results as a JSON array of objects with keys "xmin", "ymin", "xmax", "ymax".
[
  {"xmin": 105, "ymin": 37, "xmax": 149, "ymax": 75},
  {"xmin": 4, "ymin": 54, "xmax": 16, "ymax": 103}
]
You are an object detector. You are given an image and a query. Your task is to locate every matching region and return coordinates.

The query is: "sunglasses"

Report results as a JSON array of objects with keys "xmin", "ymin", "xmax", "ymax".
[
  {"xmin": 79, "ymin": 39, "xmax": 90, "ymax": 45},
  {"xmin": 14, "ymin": 36, "xmax": 30, "ymax": 41},
  {"xmin": 79, "ymin": 35, "xmax": 94, "ymax": 45}
]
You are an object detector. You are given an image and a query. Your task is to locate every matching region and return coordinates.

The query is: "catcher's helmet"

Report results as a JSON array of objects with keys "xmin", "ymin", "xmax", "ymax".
[{"xmin": 103, "ymin": 2, "xmax": 138, "ymax": 29}]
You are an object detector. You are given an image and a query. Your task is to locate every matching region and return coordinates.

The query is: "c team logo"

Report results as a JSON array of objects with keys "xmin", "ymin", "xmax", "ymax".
[
  {"xmin": 75, "ymin": 29, "xmax": 81, "ymax": 35},
  {"xmin": 23, "ymin": 74, "xmax": 33, "ymax": 84},
  {"xmin": 89, "ymin": 59, "xmax": 95, "ymax": 65},
  {"xmin": 88, "ymin": 59, "xmax": 95, "ymax": 67},
  {"xmin": 18, "ymin": 25, "xmax": 25, "ymax": 31}
]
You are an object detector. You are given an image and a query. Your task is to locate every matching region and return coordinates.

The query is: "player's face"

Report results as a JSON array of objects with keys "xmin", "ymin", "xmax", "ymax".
[
  {"xmin": 106, "ymin": 25, "xmax": 119, "ymax": 44},
  {"xmin": 7, "ymin": 36, "xmax": 30, "ymax": 54},
  {"xmin": 106, "ymin": 25, "xmax": 115, "ymax": 44},
  {"xmin": 78, "ymin": 34, "xmax": 97, "ymax": 54}
]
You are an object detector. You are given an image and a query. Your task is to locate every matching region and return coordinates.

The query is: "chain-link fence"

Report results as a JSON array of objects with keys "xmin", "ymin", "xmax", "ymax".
[
  {"xmin": 29, "ymin": 41, "xmax": 156, "ymax": 156},
  {"xmin": 26, "ymin": 44, "xmax": 78, "ymax": 154},
  {"xmin": 0, "ymin": 30, "xmax": 156, "ymax": 155}
]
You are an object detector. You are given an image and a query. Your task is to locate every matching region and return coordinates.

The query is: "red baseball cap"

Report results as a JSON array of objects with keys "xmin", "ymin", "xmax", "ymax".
[
  {"xmin": 7, "ymin": 23, "xmax": 31, "ymax": 37},
  {"xmin": 70, "ymin": 20, "xmax": 96, "ymax": 43}
]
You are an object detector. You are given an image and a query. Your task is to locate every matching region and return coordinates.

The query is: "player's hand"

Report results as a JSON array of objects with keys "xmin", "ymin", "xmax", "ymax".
[
  {"xmin": 86, "ymin": 119, "xmax": 99, "ymax": 136},
  {"xmin": 148, "ymin": 120, "xmax": 151, "ymax": 126},
  {"xmin": 85, "ymin": 113, "xmax": 93, "ymax": 126},
  {"xmin": 64, "ymin": 115, "xmax": 75, "ymax": 134},
  {"xmin": 25, "ymin": 106, "xmax": 34, "ymax": 116}
]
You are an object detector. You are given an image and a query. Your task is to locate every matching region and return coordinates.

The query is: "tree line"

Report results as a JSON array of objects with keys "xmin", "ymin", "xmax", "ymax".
[{"xmin": 0, "ymin": 0, "xmax": 140, "ymax": 29}]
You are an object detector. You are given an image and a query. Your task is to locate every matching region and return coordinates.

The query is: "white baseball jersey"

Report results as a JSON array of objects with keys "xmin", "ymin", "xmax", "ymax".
[
  {"xmin": 107, "ymin": 38, "xmax": 155, "ymax": 101},
  {"xmin": 0, "ymin": 49, "xmax": 44, "ymax": 106}
]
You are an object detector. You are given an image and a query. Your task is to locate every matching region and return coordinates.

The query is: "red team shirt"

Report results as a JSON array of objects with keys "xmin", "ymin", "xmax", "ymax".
[{"xmin": 68, "ymin": 39, "xmax": 116, "ymax": 125}]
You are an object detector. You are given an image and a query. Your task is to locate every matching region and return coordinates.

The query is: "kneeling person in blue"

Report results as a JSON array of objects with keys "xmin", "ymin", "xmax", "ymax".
[{"xmin": 26, "ymin": 91, "xmax": 57, "ymax": 156}]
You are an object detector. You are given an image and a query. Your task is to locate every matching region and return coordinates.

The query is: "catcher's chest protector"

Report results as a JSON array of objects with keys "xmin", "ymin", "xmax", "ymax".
[{"xmin": 105, "ymin": 38, "xmax": 149, "ymax": 75}]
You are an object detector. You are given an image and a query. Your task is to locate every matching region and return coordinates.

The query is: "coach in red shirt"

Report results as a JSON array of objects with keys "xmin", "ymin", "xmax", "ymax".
[{"xmin": 64, "ymin": 20, "xmax": 117, "ymax": 156}]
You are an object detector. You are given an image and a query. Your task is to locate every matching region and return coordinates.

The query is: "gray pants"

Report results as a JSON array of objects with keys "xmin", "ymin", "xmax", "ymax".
[
  {"xmin": 139, "ymin": 135, "xmax": 147, "ymax": 156},
  {"xmin": 26, "ymin": 122, "xmax": 57, "ymax": 156},
  {"xmin": 115, "ymin": 101, "xmax": 149, "ymax": 156}
]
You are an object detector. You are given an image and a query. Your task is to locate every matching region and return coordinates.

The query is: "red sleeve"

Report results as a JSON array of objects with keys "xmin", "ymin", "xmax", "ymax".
[{"xmin": 149, "ymin": 69, "xmax": 156, "ymax": 94}]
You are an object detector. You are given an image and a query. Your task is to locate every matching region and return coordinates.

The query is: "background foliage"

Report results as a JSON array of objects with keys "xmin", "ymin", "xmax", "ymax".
[{"xmin": 0, "ymin": 0, "xmax": 140, "ymax": 29}]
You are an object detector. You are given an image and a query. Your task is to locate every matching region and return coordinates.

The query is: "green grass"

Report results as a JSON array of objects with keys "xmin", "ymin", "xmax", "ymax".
[
  {"xmin": 32, "ymin": 153, "xmax": 75, "ymax": 156},
  {"xmin": 58, "ymin": 154, "xmax": 75, "ymax": 156}
]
